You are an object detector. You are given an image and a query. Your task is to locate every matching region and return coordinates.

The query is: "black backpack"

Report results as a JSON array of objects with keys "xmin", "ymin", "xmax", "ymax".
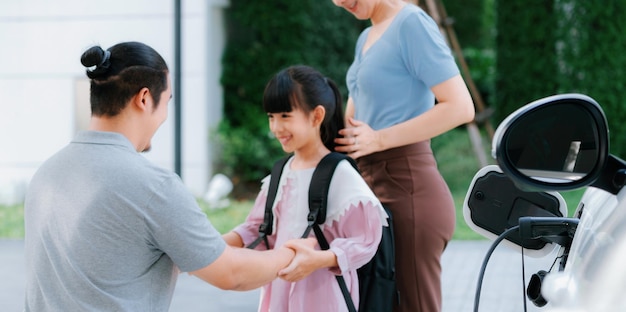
[{"xmin": 247, "ymin": 152, "xmax": 398, "ymax": 312}]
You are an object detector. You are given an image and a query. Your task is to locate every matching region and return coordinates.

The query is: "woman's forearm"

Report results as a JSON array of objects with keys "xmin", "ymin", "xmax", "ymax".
[{"xmin": 378, "ymin": 75, "xmax": 475, "ymax": 150}]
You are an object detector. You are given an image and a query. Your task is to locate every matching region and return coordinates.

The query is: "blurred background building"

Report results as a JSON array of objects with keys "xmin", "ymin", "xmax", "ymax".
[{"xmin": 0, "ymin": 0, "xmax": 228, "ymax": 204}]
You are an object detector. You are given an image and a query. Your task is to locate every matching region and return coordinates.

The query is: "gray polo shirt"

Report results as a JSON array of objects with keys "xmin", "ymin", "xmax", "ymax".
[{"xmin": 24, "ymin": 131, "xmax": 226, "ymax": 311}]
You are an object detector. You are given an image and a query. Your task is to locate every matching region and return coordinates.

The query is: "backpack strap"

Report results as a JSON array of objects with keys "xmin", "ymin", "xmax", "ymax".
[
  {"xmin": 302, "ymin": 152, "xmax": 358, "ymax": 237},
  {"xmin": 247, "ymin": 152, "xmax": 359, "ymax": 312},
  {"xmin": 312, "ymin": 225, "xmax": 358, "ymax": 312},
  {"xmin": 303, "ymin": 152, "xmax": 358, "ymax": 312},
  {"xmin": 246, "ymin": 154, "xmax": 292, "ymax": 249}
]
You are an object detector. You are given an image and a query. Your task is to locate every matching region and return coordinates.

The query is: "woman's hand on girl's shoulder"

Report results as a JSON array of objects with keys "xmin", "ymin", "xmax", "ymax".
[{"xmin": 334, "ymin": 118, "xmax": 381, "ymax": 159}]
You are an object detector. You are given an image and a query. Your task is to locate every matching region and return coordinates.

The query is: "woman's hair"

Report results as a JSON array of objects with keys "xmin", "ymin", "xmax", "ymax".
[
  {"xmin": 263, "ymin": 65, "xmax": 345, "ymax": 151},
  {"xmin": 80, "ymin": 41, "xmax": 169, "ymax": 117}
]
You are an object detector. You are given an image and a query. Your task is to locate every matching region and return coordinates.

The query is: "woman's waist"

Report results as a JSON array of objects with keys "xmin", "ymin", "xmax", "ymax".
[{"xmin": 357, "ymin": 141, "xmax": 432, "ymax": 165}]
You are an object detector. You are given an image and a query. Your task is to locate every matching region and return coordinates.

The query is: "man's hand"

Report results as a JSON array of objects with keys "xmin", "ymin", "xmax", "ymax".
[{"xmin": 278, "ymin": 238, "xmax": 322, "ymax": 282}]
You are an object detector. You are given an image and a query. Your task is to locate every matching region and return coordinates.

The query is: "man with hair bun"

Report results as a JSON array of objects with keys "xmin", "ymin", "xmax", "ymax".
[{"xmin": 23, "ymin": 41, "xmax": 311, "ymax": 311}]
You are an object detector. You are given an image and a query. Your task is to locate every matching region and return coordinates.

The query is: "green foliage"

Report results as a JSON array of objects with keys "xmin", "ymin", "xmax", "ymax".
[
  {"xmin": 212, "ymin": 121, "xmax": 283, "ymax": 183},
  {"xmin": 463, "ymin": 48, "xmax": 496, "ymax": 109},
  {"xmin": 440, "ymin": 1, "xmax": 498, "ymax": 112},
  {"xmin": 443, "ymin": 0, "xmax": 493, "ymax": 49},
  {"xmin": 432, "ymin": 128, "xmax": 494, "ymax": 193},
  {"xmin": 494, "ymin": 0, "xmax": 559, "ymax": 124},
  {"xmin": 0, "ymin": 204, "xmax": 24, "ymax": 238},
  {"xmin": 555, "ymin": 0, "xmax": 626, "ymax": 158},
  {"xmin": 200, "ymin": 200, "xmax": 255, "ymax": 234},
  {"xmin": 217, "ymin": 0, "xmax": 367, "ymax": 192},
  {"xmin": 494, "ymin": 0, "xmax": 626, "ymax": 157}
]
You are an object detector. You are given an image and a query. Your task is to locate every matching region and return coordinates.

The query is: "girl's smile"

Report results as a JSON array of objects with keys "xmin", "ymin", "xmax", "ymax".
[
  {"xmin": 268, "ymin": 109, "xmax": 319, "ymax": 154},
  {"xmin": 276, "ymin": 134, "xmax": 292, "ymax": 146}
]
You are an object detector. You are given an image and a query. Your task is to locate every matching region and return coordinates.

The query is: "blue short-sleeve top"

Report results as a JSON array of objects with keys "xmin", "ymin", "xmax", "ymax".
[{"xmin": 346, "ymin": 4, "xmax": 459, "ymax": 130}]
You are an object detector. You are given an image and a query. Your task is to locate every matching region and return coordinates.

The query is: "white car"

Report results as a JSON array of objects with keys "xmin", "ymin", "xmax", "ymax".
[{"xmin": 463, "ymin": 93, "xmax": 626, "ymax": 311}]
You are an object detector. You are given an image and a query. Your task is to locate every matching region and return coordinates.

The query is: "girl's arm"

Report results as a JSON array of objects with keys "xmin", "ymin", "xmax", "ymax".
[
  {"xmin": 222, "ymin": 231, "xmax": 244, "ymax": 247},
  {"xmin": 277, "ymin": 241, "xmax": 336, "ymax": 282},
  {"xmin": 278, "ymin": 200, "xmax": 383, "ymax": 282},
  {"xmin": 227, "ymin": 178, "xmax": 275, "ymax": 249}
]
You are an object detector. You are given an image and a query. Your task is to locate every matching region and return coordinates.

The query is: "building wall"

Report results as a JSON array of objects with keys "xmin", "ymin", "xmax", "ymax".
[{"xmin": 0, "ymin": 0, "xmax": 228, "ymax": 204}]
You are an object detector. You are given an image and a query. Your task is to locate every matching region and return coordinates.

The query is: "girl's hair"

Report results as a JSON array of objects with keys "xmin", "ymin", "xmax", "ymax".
[
  {"xmin": 263, "ymin": 65, "xmax": 345, "ymax": 151},
  {"xmin": 80, "ymin": 41, "xmax": 169, "ymax": 117}
]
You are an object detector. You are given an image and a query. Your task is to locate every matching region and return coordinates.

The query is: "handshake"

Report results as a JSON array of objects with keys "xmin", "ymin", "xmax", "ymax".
[{"xmin": 276, "ymin": 237, "xmax": 325, "ymax": 282}]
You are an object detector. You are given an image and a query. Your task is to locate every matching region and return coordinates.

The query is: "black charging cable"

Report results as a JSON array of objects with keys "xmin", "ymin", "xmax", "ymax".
[
  {"xmin": 473, "ymin": 226, "xmax": 520, "ymax": 312},
  {"xmin": 474, "ymin": 217, "xmax": 579, "ymax": 311}
]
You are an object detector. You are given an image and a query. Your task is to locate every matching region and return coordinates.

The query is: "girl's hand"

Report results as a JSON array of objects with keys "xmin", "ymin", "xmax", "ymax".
[
  {"xmin": 278, "ymin": 238, "xmax": 322, "ymax": 282},
  {"xmin": 334, "ymin": 118, "xmax": 382, "ymax": 159}
]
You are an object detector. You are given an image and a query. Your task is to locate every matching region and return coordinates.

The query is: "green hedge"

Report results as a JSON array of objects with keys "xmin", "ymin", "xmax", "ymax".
[
  {"xmin": 494, "ymin": 0, "xmax": 626, "ymax": 157},
  {"xmin": 216, "ymin": 1, "xmax": 497, "ymax": 196},
  {"xmin": 218, "ymin": 0, "xmax": 626, "ymax": 198},
  {"xmin": 216, "ymin": 1, "xmax": 367, "ymax": 195},
  {"xmin": 443, "ymin": 0, "xmax": 493, "ymax": 49},
  {"xmin": 494, "ymin": 0, "xmax": 559, "ymax": 123},
  {"xmin": 444, "ymin": 0, "xmax": 497, "ymax": 110},
  {"xmin": 556, "ymin": 0, "xmax": 626, "ymax": 157}
]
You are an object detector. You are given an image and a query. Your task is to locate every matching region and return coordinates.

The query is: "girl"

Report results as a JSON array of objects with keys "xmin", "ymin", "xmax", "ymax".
[{"xmin": 223, "ymin": 65, "xmax": 387, "ymax": 311}]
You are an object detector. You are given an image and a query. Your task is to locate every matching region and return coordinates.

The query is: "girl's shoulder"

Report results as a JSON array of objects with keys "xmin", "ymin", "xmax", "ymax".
[
  {"xmin": 330, "ymin": 159, "xmax": 375, "ymax": 196},
  {"xmin": 335, "ymin": 158, "xmax": 361, "ymax": 175}
]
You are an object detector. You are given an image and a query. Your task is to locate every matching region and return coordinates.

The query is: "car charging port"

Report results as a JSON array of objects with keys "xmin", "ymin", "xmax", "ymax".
[{"xmin": 518, "ymin": 217, "xmax": 579, "ymax": 307}]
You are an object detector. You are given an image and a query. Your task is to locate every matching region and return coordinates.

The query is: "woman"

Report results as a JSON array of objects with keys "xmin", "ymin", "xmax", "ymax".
[{"xmin": 331, "ymin": 1, "xmax": 475, "ymax": 311}]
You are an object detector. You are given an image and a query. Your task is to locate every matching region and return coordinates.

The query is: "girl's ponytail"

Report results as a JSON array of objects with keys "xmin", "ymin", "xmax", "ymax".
[{"xmin": 322, "ymin": 78, "xmax": 345, "ymax": 151}]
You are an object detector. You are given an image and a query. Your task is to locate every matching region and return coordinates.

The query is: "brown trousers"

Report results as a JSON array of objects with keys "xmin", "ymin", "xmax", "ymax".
[{"xmin": 357, "ymin": 141, "xmax": 455, "ymax": 312}]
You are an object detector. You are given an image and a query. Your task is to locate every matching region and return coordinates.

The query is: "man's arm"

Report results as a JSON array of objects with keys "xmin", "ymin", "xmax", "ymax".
[
  {"xmin": 190, "ymin": 244, "xmax": 294, "ymax": 291},
  {"xmin": 191, "ymin": 237, "xmax": 317, "ymax": 291}
]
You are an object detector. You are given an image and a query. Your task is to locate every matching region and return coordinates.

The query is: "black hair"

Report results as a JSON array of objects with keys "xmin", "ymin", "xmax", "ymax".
[
  {"xmin": 263, "ymin": 65, "xmax": 345, "ymax": 151},
  {"xmin": 80, "ymin": 41, "xmax": 169, "ymax": 117}
]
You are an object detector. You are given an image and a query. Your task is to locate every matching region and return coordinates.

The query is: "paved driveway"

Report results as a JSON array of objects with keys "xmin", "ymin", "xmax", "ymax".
[{"xmin": 1, "ymin": 239, "xmax": 553, "ymax": 311}]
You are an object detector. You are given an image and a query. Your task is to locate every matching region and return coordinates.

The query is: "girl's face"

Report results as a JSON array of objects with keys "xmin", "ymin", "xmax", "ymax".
[{"xmin": 268, "ymin": 107, "xmax": 321, "ymax": 154}]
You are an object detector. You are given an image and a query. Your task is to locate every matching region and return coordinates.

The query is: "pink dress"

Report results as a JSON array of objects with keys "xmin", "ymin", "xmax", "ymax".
[{"xmin": 233, "ymin": 158, "xmax": 388, "ymax": 312}]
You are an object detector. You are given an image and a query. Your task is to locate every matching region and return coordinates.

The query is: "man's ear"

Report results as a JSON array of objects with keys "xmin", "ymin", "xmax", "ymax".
[
  {"xmin": 312, "ymin": 105, "xmax": 326, "ymax": 127},
  {"xmin": 132, "ymin": 87, "xmax": 152, "ymax": 112}
]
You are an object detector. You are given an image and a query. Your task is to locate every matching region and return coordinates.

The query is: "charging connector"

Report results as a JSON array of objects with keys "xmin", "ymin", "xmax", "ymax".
[
  {"xmin": 517, "ymin": 217, "xmax": 578, "ymax": 308},
  {"xmin": 518, "ymin": 217, "xmax": 579, "ymax": 248}
]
